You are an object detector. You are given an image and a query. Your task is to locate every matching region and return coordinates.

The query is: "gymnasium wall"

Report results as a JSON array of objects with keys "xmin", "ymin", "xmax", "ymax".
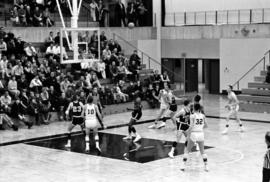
[
  {"xmin": 164, "ymin": 0, "xmax": 270, "ymax": 12},
  {"xmin": 220, "ymin": 38, "xmax": 270, "ymax": 92}
]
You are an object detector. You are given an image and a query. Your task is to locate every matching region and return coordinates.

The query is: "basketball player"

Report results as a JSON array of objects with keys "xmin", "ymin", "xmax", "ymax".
[
  {"xmin": 123, "ymin": 97, "xmax": 143, "ymax": 143},
  {"xmin": 148, "ymin": 82, "xmax": 170, "ymax": 129},
  {"xmin": 88, "ymin": 87, "xmax": 105, "ymax": 129},
  {"xmin": 263, "ymin": 131, "xmax": 270, "ymax": 182},
  {"xmin": 82, "ymin": 95, "xmax": 104, "ymax": 153},
  {"xmin": 222, "ymin": 85, "xmax": 244, "ymax": 134},
  {"xmin": 168, "ymin": 99, "xmax": 191, "ymax": 158},
  {"xmin": 65, "ymin": 95, "xmax": 85, "ymax": 148},
  {"xmin": 190, "ymin": 94, "xmax": 204, "ymax": 114},
  {"xmin": 181, "ymin": 103, "xmax": 209, "ymax": 172}
]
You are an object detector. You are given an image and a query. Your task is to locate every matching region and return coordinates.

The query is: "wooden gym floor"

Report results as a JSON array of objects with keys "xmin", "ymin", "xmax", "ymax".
[{"xmin": 0, "ymin": 94, "xmax": 269, "ymax": 182}]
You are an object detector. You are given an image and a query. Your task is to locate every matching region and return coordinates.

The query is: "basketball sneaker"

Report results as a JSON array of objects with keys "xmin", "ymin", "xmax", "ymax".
[
  {"xmin": 168, "ymin": 151, "xmax": 174, "ymax": 158},
  {"xmin": 204, "ymin": 164, "xmax": 209, "ymax": 172},
  {"xmin": 65, "ymin": 140, "xmax": 71, "ymax": 148},
  {"xmin": 85, "ymin": 144, "xmax": 90, "ymax": 153},
  {"xmin": 180, "ymin": 162, "xmax": 187, "ymax": 171},
  {"xmin": 96, "ymin": 145, "xmax": 101, "ymax": 153},
  {"xmin": 123, "ymin": 135, "xmax": 132, "ymax": 140},
  {"xmin": 148, "ymin": 123, "xmax": 157, "ymax": 129},
  {"xmin": 239, "ymin": 126, "xmax": 244, "ymax": 132},
  {"xmin": 195, "ymin": 143, "xmax": 199, "ymax": 151},
  {"xmin": 133, "ymin": 134, "xmax": 141, "ymax": 143},
  {"xmin": 222, "ymin": 127, "xmax": 228, "ymax": 135},
  {"xmin": 157, "ymin": 122, "xmax": 166, "ymax": 129}
]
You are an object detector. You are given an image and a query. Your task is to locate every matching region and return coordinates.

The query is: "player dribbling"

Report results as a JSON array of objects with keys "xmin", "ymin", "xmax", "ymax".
[
  {"xmin": 181, "ymin": 103, "xmax": 209, "ymax": 172},
  {"xmin": 82, "ymin": 96, "xmax": 104, "ymax": 153}
]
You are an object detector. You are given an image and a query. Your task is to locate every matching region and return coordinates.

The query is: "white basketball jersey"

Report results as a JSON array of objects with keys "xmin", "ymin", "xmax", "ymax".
[
  {"xmin": 160, "ymin": 89, "xmax": 168, "ymax": 106},
  {"xmin": 85, "ymin": 104, "xmax": 97, "ymax": 121},
  {"xmin": 190, "ymin": 112, "xmax": 205, "ymax": 132}
]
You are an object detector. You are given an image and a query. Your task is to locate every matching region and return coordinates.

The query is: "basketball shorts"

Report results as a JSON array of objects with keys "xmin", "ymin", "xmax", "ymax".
[
  {"xmin": 176, "ymin": 122, "xmax": 189, "ymax": 131},
  {"xmin": 72, "ymin": 117, "xmax": 84, "ymax": 125},
  {"xmin": 229, "ymin": 104, "xmax": 239, "ymax": 115},
  {"xmin": 190, "ymin": 132, "xmax": 204, "ymax": 142},
  {"xmin": 169, "ymin": 104, "xmax": 177, "ymax": 112},
  {"xmin": 132, "ymin": 111, "xmax": 142, "ymax": 121},
  {"xmin": 160, "ymin": 104, "xmax": 169, "ymax": 110},
  {"xmin": 262, "ymin": 168, "xmax": 270, "ymax": 182},
  {"xmin": 85, "ymin": 119, "xmax": 98, "ymax": 129}
]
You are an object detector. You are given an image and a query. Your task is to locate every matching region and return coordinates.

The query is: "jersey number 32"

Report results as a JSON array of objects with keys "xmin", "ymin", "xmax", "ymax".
[{"xmin": 195, "ymin": 119, "xmax": 203, "ymax": 125}]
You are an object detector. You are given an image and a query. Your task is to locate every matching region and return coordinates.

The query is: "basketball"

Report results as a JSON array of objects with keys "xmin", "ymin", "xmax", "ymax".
[{"xmin": 128, "ymin": 22, "xmax": 135, "ymax": 29}]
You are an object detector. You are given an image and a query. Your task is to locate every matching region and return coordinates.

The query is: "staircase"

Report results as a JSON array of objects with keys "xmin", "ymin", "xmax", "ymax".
[
  {"xmin": 234, "ymin": 50, "xmax": 270, "ymax": 113},
  {"xmin": 112, "ymin": 33, "xmax": 185, "ymax": 97}
]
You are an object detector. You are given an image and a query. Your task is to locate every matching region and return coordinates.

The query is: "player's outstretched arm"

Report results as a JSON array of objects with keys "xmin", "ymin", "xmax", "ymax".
[{"xmin": 65, "ymin": 102, "xmax": 72, "ymax": 116}]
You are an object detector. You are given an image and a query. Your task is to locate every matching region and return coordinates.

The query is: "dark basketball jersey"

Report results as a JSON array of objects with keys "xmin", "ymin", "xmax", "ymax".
[
  {"xmin": 169, "ymin": 100, "xmax": 177, "ymax": 112},
  {"xmin": 72, "ymin": 101, "xmax": 83, "ymax": 117},
  {"xmin": 179, "ymin": 108, "xmax": 190, "ymax": 124}
]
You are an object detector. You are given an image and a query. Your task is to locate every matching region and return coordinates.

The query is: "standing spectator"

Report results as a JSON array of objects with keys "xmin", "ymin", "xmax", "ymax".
[
  {"xmin": 0, "ymin": 55, "xmax": 8, "ymax": 79},
  {"xmin": 100, "ymin": 31, "xmax": 107, "ymax": 44},
  {"xmin": 82, "ymin": 31, "xmax": 91, "ymax": 43},
  {"xmin": 98, "ymin": 1, "xmax": 107, "ymax": 27},
  {"xmin": 33, "ymin": 6, "xmax": 43, "ymax": 26},
  {"xmin": 60, "ymin": 76, "xmax": 71, "ymax": 93},
  {"xmin": 136, "ymin": 0, "xmax": 148, "ymax": 26},
  {"xmin": 265, "ymin": 66, "xmax": 270, "ymax": 84},
  {"xmin": 29, "ymin": 93, "xmax": 40, "ymax": 125},
  {"xmin": 97, "ymin": 59, "xmax": 106, "ymax": 79},
  {"xmin": 89, "ymin": 0, "xmax": 98, "ymax": 22},
  {"xmin": 153, "ymin": 70, "xmax": 161, "ymax": 87},
  {"xmin": 128, "ymin": 60, "xmax": 139, "ymax": 81},
  {"xmin": 129, "ymin": 50, "xmax": 141, "ymax": 67},
  {"xmin": 160, "ymin": 71, "xmax": 170, "ymax": 88},
  {"xmin": 57, "ymin": 92, "xmax": 68, "ymax": 121},
  {"xmin": 0, "ymin": 39, "xmax": 7, "ymax": 61},
  {"xmin": 114, "ymin": 0, "xmax": 126, "ymax": 27},
  {"xmin": 91, "ymin": 73, "xmax": 102, "ymax": 88},
  {"xmin": 263, "ymin": 131, "xmax": 270, "ymax": 182},
  {"xmin": 127, "ymin": 2, "xmax": 136, "ymax": 24},
  {"xmin": 25, "ymin": 5, "xmax": 33, "ymax": 25}
]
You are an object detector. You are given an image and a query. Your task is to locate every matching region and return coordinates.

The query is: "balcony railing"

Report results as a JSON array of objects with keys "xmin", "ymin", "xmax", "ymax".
[{"xmin": 165, "ymin": 8, "xmax": 270, "ymax": 26}]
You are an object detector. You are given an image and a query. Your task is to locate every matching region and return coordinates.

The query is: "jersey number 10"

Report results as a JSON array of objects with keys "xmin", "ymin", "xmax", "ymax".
[{"xmin": 88, "ymin": 109, "xmax": 95, "ymax": 115}]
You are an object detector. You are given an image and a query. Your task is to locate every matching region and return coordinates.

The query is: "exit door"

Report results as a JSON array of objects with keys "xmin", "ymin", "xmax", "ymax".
[{"xmin": 185, "ymin": 59, "xmax": 198, "ymax": 93}]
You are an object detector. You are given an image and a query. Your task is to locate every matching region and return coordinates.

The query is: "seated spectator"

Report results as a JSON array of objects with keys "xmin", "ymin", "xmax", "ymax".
[
  {"xmin": 113, "ymin": 85, "xmax": 128, "ymax": 103},
  {"xmin": 17, "ymin": 74, "xmax": 28, "ymax": 91},
  {"xmin": 102, "ymin": 45, "xmax": 111, "ymax": 63},
  {"xmin": 10, "ymin": 6, "xmax": 19, "ymax": 26},
  {"xmin": 40, "ymin": 87, "xmax": 51, "ymax": 124},
  {"xmin": 10, "ymin": 96, "xmax": 33, "ymax": 129},
  {"xmin": 15, "ymin": 37, "xmax": 25, "ymax": 56},
  {"xmin": 57, "ymin": 92, "xmax": 69, "ymax": 121},
  {"xmin": 0, "ymin": 55, "xmax": 8, "ymax": 79},
  {"xmin": 45, "ymin": 31, "xmax": 54, "ymax": 47},
  {"xmin": 43, "ymin": 7, "xmax": 54, "ymax": 27},
  {"xmin": 0, "ymin": 38, "xmax": 7, "ymax": 59},
  {"xmin": 29, "ymin": 75, "xmax": 43, "ymax": 92},
  {"xmin": 12, "ymin": 61, "xmax": 24, "ymax": 79},
  {"xmin": 33, "ymin": 6, "xmax": 43, "ymax": 26},
  {"xmin": 97, "ymin": 59, "xmax": 106, "ymax": 79},
  {"xmin": 91, "ymin": 73, "xmax": 101, "ymax": 88},
  {"xmin": 110, "ymin": 61, "xmax": 118, "ymax": 83},
  {"xmin": 18, "ymin": 5, "xmax": 27, "ymax": 26},
  {"xmin": 24, "ymin": 43, "xmax": 37, "ymax": 61},
  {"xmin": 5, "ymin": 63, "xmax": 13, "ymax": 80},
  {"xmin": 117, "ymin": 61, "xmax": 128, "ymax": 81},
  {"xmin": 0, "ymin": 91, "xmax": 12, "ymax": 113},
  {"xmin": 8, "ymin": 76, "xmax": 20, "ymax": 96},
  {"xmin": 0, "ymin": 103, "xmax": 18, "ymax": 131},
  {"xmin": 82, "ymin": 31, "xmax": 91, "ymax": 43},
  {"xmin": 128, "ymin": 60, "xmax": 139, "ymax": 81},
  {"xmin": 45, "ymin": 42, "xmax": 55, "ymax": 57},
  {"xmin": 60, "ymin": 76, "xmax": 71, "ymax": 93},
  {"xmin": 129, "ymin": 50, "xmax": 141, "ymax": 66}
]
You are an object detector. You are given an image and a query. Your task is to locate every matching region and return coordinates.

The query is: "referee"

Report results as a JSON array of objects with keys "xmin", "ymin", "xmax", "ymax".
[{"xmin": 263, "ymin": 131, "xmax": 270, "ymax": 182}]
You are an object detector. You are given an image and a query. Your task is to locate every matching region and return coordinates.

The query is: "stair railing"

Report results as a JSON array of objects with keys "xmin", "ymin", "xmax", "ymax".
[
  {"xmin": 233, "ymin": 50, "xmax": 270, "ymax": 90},
  {"xmin": 112, "ymin": 33, "xmax": 184, "ymax": 83}
]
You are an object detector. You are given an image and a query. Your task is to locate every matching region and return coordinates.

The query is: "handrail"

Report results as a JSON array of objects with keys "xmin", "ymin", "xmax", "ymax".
[
  {"xmin": 233, "ymin": 50, "xmax": 270, "ymax": 90},
  {"xmin": 113, "ymin": 33, "xmax": 184, "ymax": 81}
]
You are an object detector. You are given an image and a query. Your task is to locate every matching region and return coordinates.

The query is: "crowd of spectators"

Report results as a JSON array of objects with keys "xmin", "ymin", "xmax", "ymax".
[
  {"xmin": 10, "ymin": 0, "xmax": 56, "ymax": 27},
  {"xmin": 0, "ymin": 27, "xmax": 171, "ymax": 131}
]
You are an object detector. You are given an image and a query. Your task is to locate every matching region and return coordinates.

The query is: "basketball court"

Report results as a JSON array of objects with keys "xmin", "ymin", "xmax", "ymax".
[{"xmin": 0, "ymin": 94, "xmax": 269, "ymax": 182}]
